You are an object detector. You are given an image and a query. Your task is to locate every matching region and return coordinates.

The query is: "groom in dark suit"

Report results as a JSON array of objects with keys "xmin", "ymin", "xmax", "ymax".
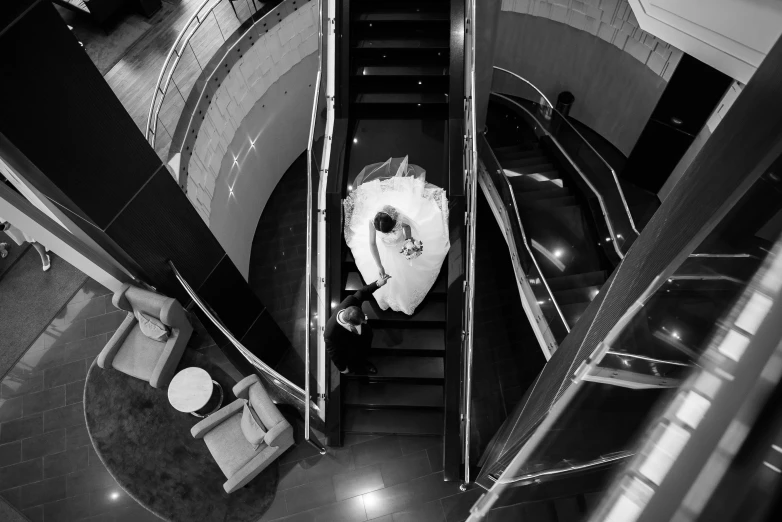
[{"xmin": 324, "ymin": 275, "xmax": 390, "ymax": 375}]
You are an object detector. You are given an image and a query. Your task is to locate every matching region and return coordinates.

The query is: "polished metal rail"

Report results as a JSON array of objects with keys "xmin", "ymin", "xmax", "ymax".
[
  {"xmin": 304, "ymin": 0, "xmax": 324, "ymax": 459},
  {"xmin": 493, "ymin": 67, "xmax": 640, "ymax": 239},
  {"xmin": 492, "ymin": 92, "xmax": 627, "ymax": 260},
  {"xmin": 462, "ymin": 0, "xmax": 479, "ymax": 490},
  {"xmin": 145, "ymin": 0, "xmax": 225, "ymax": 148},
  {"xmin": 169, "ymin": 260, "xmax": 325, "ymax": 453},
  {"xmin": 482, "ymin": 139, "xmax": 571, "ymax": 336},
  {"xmin": 487, "ymin": 450, "xmax": 634, "ymax": 485},
  {"xmin": 604, "ymin": 351, "xmax": 693, "ymax": 367}
]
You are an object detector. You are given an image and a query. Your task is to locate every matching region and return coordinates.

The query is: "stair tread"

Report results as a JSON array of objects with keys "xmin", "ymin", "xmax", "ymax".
[
  {"xmin": 365, "ymin": 355, "xmax": 444, "ymax": 379},
  {"xmin": 362, "ymin": 299, "xmax": 446, "ymax": 323},
  {"xmin": 560, "ymin": 302, "xmax": 590, "ymax": 327},
  {"xmin": 354, "ymin": 38, "xmax": 449, "ymax": 49},
  {"xmin": 355, "ymin": 92, "xmax": 447, "ymax": 104},
  {"xmin": 358, "ymin": 12, "xmax": 449, "ymax": 22},
  {"xmin": 345, "ymin": 382, "xmax": 443, "ymax": 408},
  {"xmin": 512, "ymin": 187, "xmax": 572, "ymax": 201},
  {"xmin": 373, "ymin": 327, "xmax": 445, "ymax": 350},
  {"xmin": 546, "ymin": 271, "xmax": 607, "ymax": 292},
  {"xmin": 522, "ymin": 196, "xmax": 579, "ymax": 209},
  {"xmin": 502, "ymin": 159, "xmax": 554, "ymax": 170},
  {"xmin": 355, "ymin": 65, "xmax": 448, "ymax": 76},
  {"xmin": 552, "ymin": 284, "xmax": 602, "ymax": 305},
  {"xmin": 508, "ymin": 175, "xmax": 566, "ymax": 192},
  {"xmin": 346, "ymin": 271, "xmax": 446, "ymax": 295},
  {"xmin": 344, "ymin": 407, "xmax": 444, "ymax": 435}
]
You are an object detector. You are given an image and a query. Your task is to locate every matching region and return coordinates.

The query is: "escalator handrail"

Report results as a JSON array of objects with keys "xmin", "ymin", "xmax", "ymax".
[
  {"xmin": 481, "ymin": 135, "xmax": 571, "ymax": 335},
  {"xmin": 168, "ymin": 260, "xmax": 306, "ymax": 401},
  {"xmin": 491, "ymin": 89, "xmax": 630, "ymax": 260}
]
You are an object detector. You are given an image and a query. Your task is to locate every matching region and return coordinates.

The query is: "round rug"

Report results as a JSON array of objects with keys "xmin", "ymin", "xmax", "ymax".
[{"xmin": 84, "ymin": 350, "xmax": 279, "ymax": 522}]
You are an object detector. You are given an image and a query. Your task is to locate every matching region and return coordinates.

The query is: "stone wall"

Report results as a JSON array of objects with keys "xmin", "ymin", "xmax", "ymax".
[
  {"xmin": 500, "ymin": 0, "xmax": 682, "ymax": 81},
  {"xmin": 186, "ymin": 0, "xmax": 318, "ymax": 225}
]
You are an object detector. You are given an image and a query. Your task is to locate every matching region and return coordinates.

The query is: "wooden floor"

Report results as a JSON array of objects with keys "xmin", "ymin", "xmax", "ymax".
[{"xmin": 59, "ymin": 0, "xmax": 255, "ymax": 157}]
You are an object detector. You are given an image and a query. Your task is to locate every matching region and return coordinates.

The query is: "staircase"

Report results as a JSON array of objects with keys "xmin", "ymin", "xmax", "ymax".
[
  {"xmin": 341, "ymin": 253, "xmax": 447, "ymax": 437},
  {"xmin": 484, "ymin": 101, "xmax": 612, "ymax": 335},
  {"xmin": 339, "ymin": 0, "xmax": 451, "ymax": 440},
  {"xmin": 351, "ymin": 0, "xmax": 450, "ymax": 119}
]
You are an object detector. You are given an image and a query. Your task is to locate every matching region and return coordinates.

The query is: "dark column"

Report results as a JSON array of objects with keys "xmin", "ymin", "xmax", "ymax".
[
  {"xmin": 0, "ymin": 1, "xmax": 288, "ymax": 370},
  {"xmin": 477, "ymin": 32, "xmax": 782, "ymax": 483},
  {"xmin": 623, "ymin": 54, "xmax": 732, "ymax": 193}
]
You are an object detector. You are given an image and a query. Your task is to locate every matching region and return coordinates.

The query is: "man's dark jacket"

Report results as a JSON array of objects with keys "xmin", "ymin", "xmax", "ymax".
[{"xmin": 324, "ymin": 281, "xmax": 378, "ymax": 371}]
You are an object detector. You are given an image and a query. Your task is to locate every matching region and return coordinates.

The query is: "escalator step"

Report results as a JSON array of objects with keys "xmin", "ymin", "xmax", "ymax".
[
  {"xmin": 362, "ymin": 299, "xmax": 446, "ymax": 324},
  {"xmin": 344, "ymin": 406, "xmax": 444, "ymax": 435},
  {"xmin": 344, "ymin": 381, "xmax": 443, "ymax": 408},
  {"xmin": 546, "ymin": 271, "xmax": 607, "ymax": 292}
]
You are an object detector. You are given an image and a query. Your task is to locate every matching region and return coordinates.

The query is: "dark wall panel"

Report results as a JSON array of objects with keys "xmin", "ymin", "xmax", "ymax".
[{"xmin": 0, "ymin": 1, "xmax": 161, "ymax": 230}]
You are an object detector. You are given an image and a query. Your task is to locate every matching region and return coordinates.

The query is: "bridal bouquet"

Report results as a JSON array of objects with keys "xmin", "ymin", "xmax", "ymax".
[{"xmin": 400, "ymin": 238, "xmax": 424, "ymax": 261}]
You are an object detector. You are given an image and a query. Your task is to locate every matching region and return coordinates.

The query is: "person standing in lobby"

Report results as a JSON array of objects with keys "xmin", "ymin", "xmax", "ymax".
[{"xmin": 324, "ymin": 274, "xmax": 390, "ymax": 375}]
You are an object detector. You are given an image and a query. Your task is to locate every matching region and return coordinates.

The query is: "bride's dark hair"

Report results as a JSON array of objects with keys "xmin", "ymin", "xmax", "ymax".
[{"xmin": 373, "ymin": 212, "xmax": 396, "ymax": 233}]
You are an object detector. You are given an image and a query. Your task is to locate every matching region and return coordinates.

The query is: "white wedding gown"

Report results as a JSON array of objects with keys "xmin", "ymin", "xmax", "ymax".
[{"xmin": 344, "ymin": 157, "xmax": 450, "ymax": 315}]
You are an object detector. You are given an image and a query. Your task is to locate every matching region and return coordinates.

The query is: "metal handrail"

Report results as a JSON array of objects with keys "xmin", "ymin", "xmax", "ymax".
[
  {"xmin": 482, "ymin": 139, "xmax": 571, "ymax": 335},
  {"xmin": 169, "ymin": 260, "xmax": 326, "ymax": 453},
  {"xmin": 304, "ymin": 0, "xmax": 324, "ymax": 458},
  {"xmin": 492, "ymin": 92, "xmax": 626, "ymax": 260},
  {"xmin": 493, "ymin": 67, "xmax": 640, "ymax": 239},
  {"xmin": 487, "ymin": 450, "xmax": 634, "ymax": 485},
  {"xmin": 145, "ymin": 0, "xmax": 224, "ymax": 147},
  {"xmin": 462, "ymin": 0, "xmax": 479, "ymax": 489}
]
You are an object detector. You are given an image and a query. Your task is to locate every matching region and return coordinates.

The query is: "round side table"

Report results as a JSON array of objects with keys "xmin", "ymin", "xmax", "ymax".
[{"xmin": 168, "ymin": 367, "xmax": 224, "ymax": 417}]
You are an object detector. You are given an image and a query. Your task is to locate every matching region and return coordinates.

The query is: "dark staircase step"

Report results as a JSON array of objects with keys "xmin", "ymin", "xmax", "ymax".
[
  {"xmin": 501, "ymin": 159, "xmax": 554, "ymax": 171},
  {"xmin": 495, "ymin": 148, "xmax": 546, "ymax": 162},
  {"xmin": 506, "ymin": 174, "xmax": 564, "ymax": 192},
  {"xmin": 492, "ymin": 143, "xmax": 539, "ymax": 155},
  {"xmin": 353, "ymin": 37, "xmax": 449, "ymax": 49},
  {"xmin": 546, "ymin": 271, "xmax": 607, "ymax": 292},
  {"xmin": 344, "ymin": 407, "xmax": 444, "ymax": 435},
  {"xmin": 345, "ymin": 271, "xmax": 446, "ymax": 298},
  {"xmin": 362, "ymin": 299, "xmax": 446, "ymax": 325},
  {"xmin": 560, "ymin": 302, "xmax": 590, "ymax": 327},
  {"xmin": 353, "ymin": 20, "xmax": 450, "ymax": 36},
  {"xmin": 354, "ymin": 48, "xmax": 449, "ymax": 67},
  {"xmin": 344, "ymin": 382, "xmax": 443, "ymax": 409},
  {"xmin": 353, "ymin": 92, "xmax": 448, "ymax": 119},
  {"xmin": 352, "ymin": 74, "xmax": 448, "ymax": 93},
  {"xmin": 522, "ymin": 196, "xmax": 579, "ymax": 210},
  {"xmin": 360, "ymin": 355, "xmax": 444, "ymax": 382},
  {"xmin": 552, "ymin": 497, "xmax": 586, "ymax": 522},
  {"xmin": 552, "ymin": 285, "xmax": 602, "ymax": 305},
  {"xmin": 513, "ymin": 187, "xmax": 572, "ymax": 203},
  {"xmin": 372, "ymin": 327, "xmax": 445, "ymax": 351},
  {"xmin": 355, "ymin": 65, "xmax": 448, "ymax": 76}
]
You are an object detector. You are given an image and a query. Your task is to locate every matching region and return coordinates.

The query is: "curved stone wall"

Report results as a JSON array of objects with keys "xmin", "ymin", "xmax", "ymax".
[
  {"xmin": 500, "ymin": 0, "xmax": 682, "ymax": 81},
  {"xmin": 179, "ymin": 0, "xmax": 318, "ymax": 278}
]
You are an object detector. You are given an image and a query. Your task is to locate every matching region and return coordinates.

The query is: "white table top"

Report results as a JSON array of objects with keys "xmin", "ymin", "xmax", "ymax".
[{"xmin": 168, "ymin": 367, "xmax": 213, "ymax": 413}]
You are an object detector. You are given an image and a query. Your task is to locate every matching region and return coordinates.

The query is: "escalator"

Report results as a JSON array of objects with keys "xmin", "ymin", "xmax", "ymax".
[{"xmin": 330, "ymin": 0, "xmax": 457, "ymax": 444}]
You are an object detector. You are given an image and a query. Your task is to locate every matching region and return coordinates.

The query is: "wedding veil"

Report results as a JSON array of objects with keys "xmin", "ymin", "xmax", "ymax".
[{"xmin": 353, "ymin": 156, "xmax": 426, "ymax": 188}]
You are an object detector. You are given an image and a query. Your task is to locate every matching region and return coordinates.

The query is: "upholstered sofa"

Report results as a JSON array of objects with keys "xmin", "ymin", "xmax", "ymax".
[
  {"xmin": 191, "ymin": 374, "xmax": 294, "ymax": 493},
  {"xmin": 97, "ymin": 284, "xmax": 192, "ymax": 388}
]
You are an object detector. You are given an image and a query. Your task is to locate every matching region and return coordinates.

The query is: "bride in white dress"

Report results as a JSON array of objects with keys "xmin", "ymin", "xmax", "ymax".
[{"xmin": 344, "ymin": 156, "xmax": 450, "ymax": 315}]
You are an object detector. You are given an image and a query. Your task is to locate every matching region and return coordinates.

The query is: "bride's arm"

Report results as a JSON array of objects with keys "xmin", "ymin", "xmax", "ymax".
[
  {"xmin": 402, "ymin": 224, "xmax": 412, "ymax": 240},
  {"xmin": 368, "ymin": 220, "xmax": 386, "ymax": 277}
]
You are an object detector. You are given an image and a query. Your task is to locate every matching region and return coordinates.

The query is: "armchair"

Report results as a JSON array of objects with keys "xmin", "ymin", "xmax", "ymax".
[
  {"xmin": 191, "ymin": 375, "xmax": 294, "ymax": 493},
  {"xmin": 97, "ymin": 284, "xmax": 192, "ymax": 388}
]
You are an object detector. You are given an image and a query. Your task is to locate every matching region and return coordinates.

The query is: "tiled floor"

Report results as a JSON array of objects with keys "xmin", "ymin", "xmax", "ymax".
[
  {"xmin": 260, "ymin": 433, "xmax": 482, "ymax": 522},
  {"xmin": 0, "ymin": 279, "xmax": 161, "ymax": 522}
]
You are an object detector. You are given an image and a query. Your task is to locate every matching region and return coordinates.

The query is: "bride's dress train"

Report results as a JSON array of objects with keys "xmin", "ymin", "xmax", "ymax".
[{"xmin": 344, "ymin": 157, "xmax": 450, "ymax": 315}]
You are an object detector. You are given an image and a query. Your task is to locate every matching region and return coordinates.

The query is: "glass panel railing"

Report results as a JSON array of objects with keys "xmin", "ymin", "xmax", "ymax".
[
  {"xmin": 305, "ymin": 0, "xmax": 332, "ymax": 453},
  {"xmin": 479, "ymin": 133, "xmax": 570, "ymax": 352},
  {"xmin": 169, "ymin": 260, "xmax": 326, "ymax": 453},
  {"xmin": 146, "ymin": 0, "xmax": 283, "ymax": 162},
  {"xmin": 461, "ymin": 0, "xmax": 479, "ymax": 488},
  {"xmin": 491, "ymin": 68, "xmax": 640, "ymax": 259},
  {"xmin": 465, "ymin": 170, "xmax": 782, "ymax": 520}
]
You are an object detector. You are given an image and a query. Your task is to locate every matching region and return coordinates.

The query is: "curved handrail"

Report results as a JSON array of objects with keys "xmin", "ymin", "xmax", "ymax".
[
  {"xmin": 304, "ymin": 0, "xmax": 324, "ymax": 458},
  {"xmin": 488, "ymin": 450, "xmax": 634, "ymax": 485},
  {"xmin": 482, "ymin": 140, "xmax": 571, "ymax": 335},
  {"xmin": 492, "ymin": 92, "xmax": 627, "ymax": 260},
  {"xmin": 145, "ymin": 0, "xmax": 224, "ymax": 147},
  {"xmin": 494, "ymin": 67, "xmax": 641, "ymax": 239}
]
